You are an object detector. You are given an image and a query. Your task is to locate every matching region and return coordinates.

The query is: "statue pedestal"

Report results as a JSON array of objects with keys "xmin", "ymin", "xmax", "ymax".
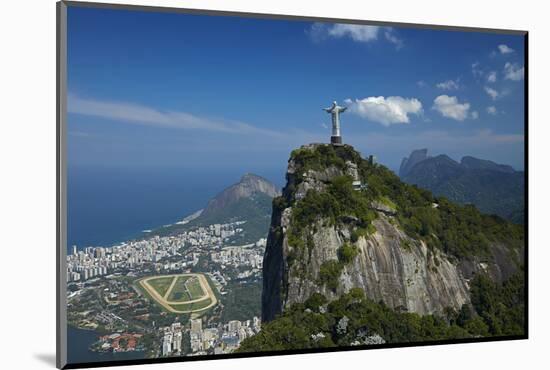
[{"xmin": 331, "ymin": 136, "xmax": 342, "ymax": 145}]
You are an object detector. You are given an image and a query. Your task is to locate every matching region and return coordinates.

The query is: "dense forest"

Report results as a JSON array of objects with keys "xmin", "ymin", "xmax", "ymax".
[
  {"xmin": 245, "ymin": 144, "xmax": 525, "ymax": 351},
  {"xmin": 239, "ymin": 271, "xmax": 524, "ymax": 352}
]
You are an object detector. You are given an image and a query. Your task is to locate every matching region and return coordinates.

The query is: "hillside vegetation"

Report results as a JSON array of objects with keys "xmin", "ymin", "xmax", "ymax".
[
  {"xmin": 240, "ymin": 270, "xmax": 524, "ymax": 351},
  {"xmin": 280, "ymin": 144, "xmax": 523, "ymax": 261},
  {"xmin": 256, "ymin": 144, "xmax": 525, "ymax": 350}
]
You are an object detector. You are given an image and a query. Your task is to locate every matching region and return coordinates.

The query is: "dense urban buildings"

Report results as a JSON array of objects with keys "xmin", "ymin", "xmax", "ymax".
[{"xmin": 67, "ymin": 220, "xmax": 264, "ymax": 356}]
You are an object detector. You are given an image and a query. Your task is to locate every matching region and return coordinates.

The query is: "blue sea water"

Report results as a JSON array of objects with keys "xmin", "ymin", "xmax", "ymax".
[
  {"xmin": 67, "ymin": 326, "xmax": 146, "ymax": 364},
  {"xmin": 67, "ymin": 165, "xmax": 283, "ymax": 252}
]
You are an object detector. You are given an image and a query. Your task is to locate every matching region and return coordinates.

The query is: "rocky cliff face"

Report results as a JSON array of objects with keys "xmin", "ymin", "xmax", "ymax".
[
  {"xmin": 267, "ymin": 213, "xmax": 471, "ymax": 318},
  {"xmin": 262, "ymin": 144, "xmax": 521, "ymax": 322}
]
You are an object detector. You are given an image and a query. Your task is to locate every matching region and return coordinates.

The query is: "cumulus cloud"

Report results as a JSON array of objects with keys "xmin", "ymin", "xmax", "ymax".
[
  {"xmin": 487, "ymin": 71, "xmax": 497, "ymax": 83},
  {"xmin": 484, "ymin": 86, "xmax": 500, "ymax": 100},
  {"xmin": 432, "ymin": 95, "xmax": 471, "ymax": 121},
  {"xmin": 471, "ymin": 111, "xmax": 479, "ymax": 120},
  {"xmin": 309, "ymin": 23, "xmax": 402, "ymax": 48},
  {"xmin": 487, "ymin": 106, "xmax": 498, "ymax": 115},
  {"xmin": 345, "ymin": 96, "xmax": 423, "ymax": 126},
  {"xmin": 504, "ymin": 62, "xmax": 524, "ymax": 81},
  {"xmin": 498, "ymin": 44, "xmax": 515, "ymax": 54},
  {"xmin": 68, "ymin": 94, "xmax": 283, "ymax": 137},
  {"xmin": 416, "ymin": 80, "xmax": 427, "ymax": 88},
  {"xmin": 436, "ymin": 79, "xmax": 460, "ymax": 90}
]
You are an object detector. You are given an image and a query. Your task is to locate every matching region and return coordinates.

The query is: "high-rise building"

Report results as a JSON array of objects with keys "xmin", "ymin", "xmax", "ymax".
[
  {"xmin": 190, "ymin": 318, "xmax": 202, "ymax": 334},
  {"xmin": 173, "ymin": 331, "xmax": 182, "ymax": 353},
  {"xmin": 202, "ymin": 328, "xmax": 218, "ymax": 342},
  {"xmin": 228, "ymin": 320, "xmax": 241, "ymax": 333},
  {"xmin": 162, "ymin": 333, "xmax": 172, "ymax": 356}
]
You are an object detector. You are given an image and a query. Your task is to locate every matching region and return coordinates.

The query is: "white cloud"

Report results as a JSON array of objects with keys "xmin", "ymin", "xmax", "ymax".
[
  {"xmin": 384, "ymin": 29, "xmax": 404, "ymax": 49},
  {"xmin": 498, "ymin": 44, "xmax": 515, "ymax": 54},
  {"xmin": 436, "ymin": 79, "xmax": 460, "ymax": 90},
  {"xmin": 487, "ymin": 71, "xmax": 497, "ymax": 83},
  {"xmin": 471, "ymin": 111, "xmax": 479, "ymax": 119},
  {"xmin": 68, "ymin": 94, "xmax": 283, "ymax": 137},
  {"xmin": 472, "ymin": 62, "xmax": 484, "ymax": 78},
  {"xmin": 504, "ymin": 62, "xmax": 524, "ymax": 81},
  {"xmin": 487, "ymin": 106, "xmax": 498, "ymax": 115},
  {"xmin": 416, "ymin": 80, "xmax": 427, "ymax": 88},
  {"xmin": 432, "ymin": 95, "xmax": 471, "ymax": 121},
  {"xmin": 327, "ymin": 23, "xmax": 379, "ymax": 42},
  {"xmin": 309, "ymin": 23, "xmax": 402, "ymax": 48},
  {"xmin": 484, "ymin": 86, "xmax": 500, "ymax": 100},
  {"xmin": 345, "ymin": 96, "xmax": 423, "ymax": 126}
]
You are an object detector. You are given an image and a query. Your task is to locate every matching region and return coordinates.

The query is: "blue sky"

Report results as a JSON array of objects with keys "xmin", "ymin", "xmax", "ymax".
[{"xmin": 67, "ymin": 6, "xmax": 525, "ymax": 173}]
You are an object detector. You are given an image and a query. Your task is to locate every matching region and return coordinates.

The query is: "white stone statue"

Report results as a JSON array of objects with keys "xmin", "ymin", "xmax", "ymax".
[{"xmin": 323, "ymin": 101, "xmax": 347, "ymax": 145}]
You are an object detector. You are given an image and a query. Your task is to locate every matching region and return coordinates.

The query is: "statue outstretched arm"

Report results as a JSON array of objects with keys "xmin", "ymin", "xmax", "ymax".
[
  {"xmin": 323, "ymin": 107, "xmax": 332, "ymax": 112},
  {"xmin": 340, "ymin": 106, "xmax": 348, "ymax": 113}
]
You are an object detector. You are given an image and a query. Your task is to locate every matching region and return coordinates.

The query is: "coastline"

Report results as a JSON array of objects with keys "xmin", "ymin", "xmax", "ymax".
[
  {"xmin": 68, "ymin": 209, "xmax": 202, "ymax": 254},
  {"xmin": 67, "ymin": 326, "xmax": 146, "ymax": 364}
]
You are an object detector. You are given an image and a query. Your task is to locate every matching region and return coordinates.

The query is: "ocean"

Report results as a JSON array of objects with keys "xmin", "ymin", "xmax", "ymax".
[
  {"xmin": 67, "ymin": 165, "xmax": 284, "ymax": 252},
  {"xmin": 67, "ymin": 326, "xmax": 145, "ymax": 364}
]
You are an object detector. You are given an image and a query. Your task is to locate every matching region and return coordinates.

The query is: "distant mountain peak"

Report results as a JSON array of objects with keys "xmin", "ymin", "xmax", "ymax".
[
  {"xmin": 153, "ymin": 173, "xmax": 279, "ymax": 241},
  {"xmin": 241, "ymin": 172, "xmax": 255, "ymax": 179},
  {"xmin": 400, "ymin": 149, "xmax": 524, "ymax": 223},
  {"xmin": 430, "ymin": 154, "xmax": 461, "ymax": 166},
  {"xmin": 460, "ymin": 156, "xmax": 516, "ymax": 173},
  {"xmin": 399, "ymin": 148, "xmax": 430, "ymax": 177},
  {"xmin": 239, "ymin": 172, "xmax": 274, "ymax": 185},
  {"xmin": 400, "ymin": 149, "xmax": 518, "ymax": 177},
  {"xmin": 201, "ymin": 173, "xmax": 279, "ymax": 218}
]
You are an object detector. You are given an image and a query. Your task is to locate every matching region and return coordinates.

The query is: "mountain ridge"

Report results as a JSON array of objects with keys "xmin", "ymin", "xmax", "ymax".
[
  {"xmin": 262, "ymin": 144, "xmax": 523, "ymax": 322},
  {"xmin": 152, "ymin": 173, "xmax": 279, "ymax": 242},
  {"xmin": 399, "ymin": 148, "xmax": 429, "ymax": 177},
  {"xmin": 201, "ymin": 173, "xmax": 279, "ymax": 218},
  {"xmin": 236, "ymin": 143, "xmax": 524, "ymax": 352},
  {"xmin": 400, "ymin": 149, "xmax": 524, "ymax": 223}
]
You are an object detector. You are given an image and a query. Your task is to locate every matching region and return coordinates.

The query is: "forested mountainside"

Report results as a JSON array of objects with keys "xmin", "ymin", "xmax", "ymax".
[{"xmin": 238, "ymin": 144, "xmax": 524, "ymax": 352}]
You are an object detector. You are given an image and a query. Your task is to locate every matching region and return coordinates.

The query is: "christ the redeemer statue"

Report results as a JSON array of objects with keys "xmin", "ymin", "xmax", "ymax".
[{"xmin": 323, "ymin": 101, "xmax": 347, "ymax": 145}]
